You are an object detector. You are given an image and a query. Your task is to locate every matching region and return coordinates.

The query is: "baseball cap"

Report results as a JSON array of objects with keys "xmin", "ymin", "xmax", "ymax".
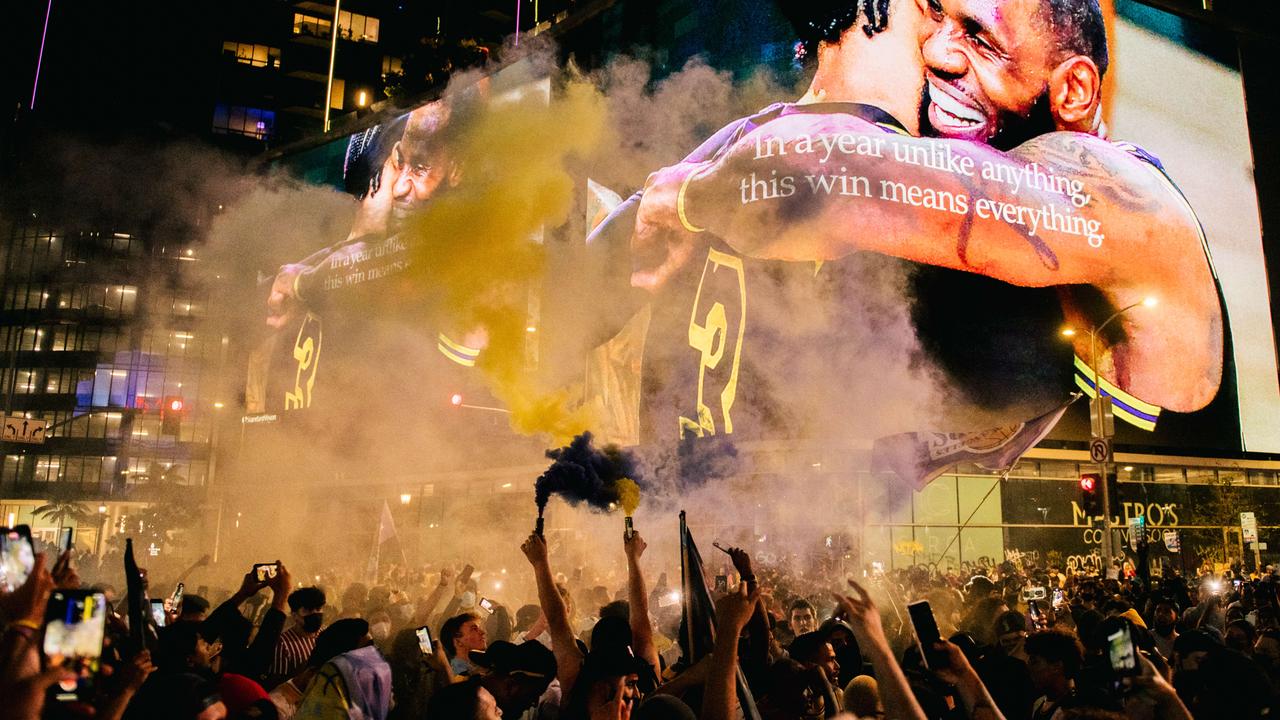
[{"xmin": 470, "ymin": 640, "xmax": 557, "ymax": 679}]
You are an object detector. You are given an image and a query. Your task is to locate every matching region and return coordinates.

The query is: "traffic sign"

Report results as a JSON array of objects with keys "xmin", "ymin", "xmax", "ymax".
[
  {"xmin": 1242, "ymin": 512, "xmax": 1259, "ymax": 544},
  {"xmin": 3, "ymin": 417, "xmax": 47, "ymax": 444},
  {"xmin": 1089, "ymin": 438, "xmax": 1112, "ymax": 463}
]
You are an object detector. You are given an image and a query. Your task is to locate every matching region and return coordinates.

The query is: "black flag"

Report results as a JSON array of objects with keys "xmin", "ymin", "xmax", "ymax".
[{"xmin": 679, "ymin": 511, "xmax": 761, "ymax": 720}]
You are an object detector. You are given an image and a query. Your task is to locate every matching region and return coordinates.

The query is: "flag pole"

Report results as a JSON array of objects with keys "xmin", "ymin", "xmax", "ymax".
[
  {"xmin": 934, "ymin": 470, "xmax": 1007, "ymax": 566},
  {"xmin": 679, "ymin": 510, "xmax": 696, "ymax": 655}
]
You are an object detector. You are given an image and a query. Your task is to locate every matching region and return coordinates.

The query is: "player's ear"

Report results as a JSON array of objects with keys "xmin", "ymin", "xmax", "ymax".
[
  {"xmin": 389, "ymin": 141, "xmax": 406, "ymax": 171},
  {"xmin": 1049, "ymin": 55, "xmax": 1102, "ymax": 133}
]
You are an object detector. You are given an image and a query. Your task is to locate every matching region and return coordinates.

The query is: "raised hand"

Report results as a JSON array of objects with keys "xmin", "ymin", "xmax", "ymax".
[
  {"xmin": 521, "ymin": 533, "xmax": 549, "ymax": 567},
  {"xmin": 715, "ymin": 581, "xmax": 762, "ymax": 637},
  {"xmin": 1, "ymin": 552, "xmax": 55, "ymax": 625},
  {"xmin": 726, "ymin": 546, "xmax": 754, "ymax": 582},
  {"xmin": 624, "ymin": 531, "xmax": 647, "ymax": 562},
  {"xmin": 833, "ymin": 578, "xmax": 887, "ymax": 647}
]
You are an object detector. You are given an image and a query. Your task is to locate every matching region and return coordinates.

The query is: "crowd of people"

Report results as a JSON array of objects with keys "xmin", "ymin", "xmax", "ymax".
[{"xmin": 3, "ymin": 525, "xmax": 1279, "ymax": 719}]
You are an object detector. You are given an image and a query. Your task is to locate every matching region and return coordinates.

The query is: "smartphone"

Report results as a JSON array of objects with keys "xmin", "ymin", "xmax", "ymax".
[
  {"xmin": 415, "ymin": 625, "xmax": 434, "ymax": 655},
  {"xmin": 150, "ymin": 598, "xmax": 167, "ymax": 627},
  {"xmin": 458, "ymin": 564, "xmax": 475, "ymax": 587},
  {"xmin": 478, "ymin": 597, "xmax": 496, "ymax": 614},
  {"xmin": 1021, "ymin": 586, "xmax": 1047, "ymax": 601},
  {"xmin": 907, "ymin": 600, "xmax": 946, "ymax": 668},
  {"xmin": 0, "ymin": 525, "xmax": 35, "ymax": 592},
  {"xmin": 1107, "ymin": 624, "xmax": 1139, "ymax": 676},
  {"xmin": 254, "ymin": 563, "xmax": 279, "ymax": 582},
  {"xmin": 1052, "ymin": 588, "xmax": 1065, "ymax": 608},
  {"xmin": 170, "ymin": 582, "xmax": 185, "ymax": 613},
  {"xmin": 43, "ymin": 590, "xmax": 108, "ymax": 702},
  {"xmin": 714, "ymin": 575, "xmax": 729, "ymax": 593},
  {"xmin": 1028, "ymin": 599, "xmax": 1046, "ymax": 629},
  {"xmin": 59, "ymin": 527, "xmax": 74, "ymax": 554}
]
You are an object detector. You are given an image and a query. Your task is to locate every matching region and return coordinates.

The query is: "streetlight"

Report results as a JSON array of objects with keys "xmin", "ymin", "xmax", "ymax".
[
  {"xmin": 400, "ymin": 493, "xmax": 411, "ymax": 505},
  {"xmin": 1063, "ymin": 296, "xmax": 1158, "ymax": 564}
]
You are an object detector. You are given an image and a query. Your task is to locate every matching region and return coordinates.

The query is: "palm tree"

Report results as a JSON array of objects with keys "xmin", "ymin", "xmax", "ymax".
[{"xmin": 32, "ymin": 488, "xmax": 94, "ymax": 534}]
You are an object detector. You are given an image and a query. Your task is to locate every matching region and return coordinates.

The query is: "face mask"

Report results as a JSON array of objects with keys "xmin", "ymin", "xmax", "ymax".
[
  {"xmin": 371, "ymin": 622, "xmax": 391, "ymax": 641},
  {"xmin": 302, "ymin": 613, "xmax": 324, "ymax": 634},
  {"xmin": 460, "ymin": 591, "xmax": 476, "ymax": 608}
]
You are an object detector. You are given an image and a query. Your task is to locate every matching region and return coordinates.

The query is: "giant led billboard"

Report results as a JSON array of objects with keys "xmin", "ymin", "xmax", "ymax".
[{"xmin": 227, "ymin": 0, "xmax": 1278, "ymax": 476}]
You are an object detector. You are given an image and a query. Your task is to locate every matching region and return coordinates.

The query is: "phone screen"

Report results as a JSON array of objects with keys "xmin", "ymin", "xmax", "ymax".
[
  {"xmin": 150, "ymin": 599, "xmax": 168, "ymax": 627},
  {"xmin": 43, "ymin": 591, "xmax": 107, "ymax": 701},
  {"xmin": 171, "ymin": 582, "xmax": 184, "ymax": 612},
  {"xmin": 254, "ymin": 563, "xmax": 279, "ymax": 582},
  {"xmin": 59, "ymin": 527, "xmax": 74, "ymax": 554},
  {"xmin": 415, "ymin": 625, "xmax": 434, "ymax": 655},
  {"xmin": 1107, "ymin": 625, "xmax": 1138, "ymax": 675},
  {"xmin": 714, "ymin": 575, "xmax": 728, "ymax": 593},
  {"xmin": 478, "ymin": 597, "xmax": 495, "ymax": 614},
  {"xmin": 907, "ymin": 600, "xmax": 942, "ymax": 667},
  {"xmin": 0, "ymin": 526, "xmax": 35, "ymax": 592},
  {"xmin": 1052, "ymin": 589, "xmax": 1065, "ymax": 608}
]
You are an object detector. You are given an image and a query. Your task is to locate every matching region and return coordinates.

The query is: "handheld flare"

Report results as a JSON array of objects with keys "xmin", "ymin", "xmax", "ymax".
[{"xmin": 617, "ymin": 478, "xmax": 640, "ymax": 539}]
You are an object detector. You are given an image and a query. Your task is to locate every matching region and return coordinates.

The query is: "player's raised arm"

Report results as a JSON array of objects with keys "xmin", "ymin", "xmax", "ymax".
[{"xmin": 663, "ymin": 112, "xmax": 1195, "ymax": 291}]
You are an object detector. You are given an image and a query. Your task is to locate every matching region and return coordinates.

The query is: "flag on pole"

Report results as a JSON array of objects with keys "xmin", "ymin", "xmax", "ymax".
[
  {"xmin": 872, "ymin": 394, "xmax": 1080, "ymax": 491},
  {"xmin": 367, "ymin": 500, "xmax": 400, "ymax": 582},
  {"xmin": 680, "ymin": 511, "xmax": 761, "ymax": 720},
  {"xmin": 377, "ymin": 500, "xmax": 398, "ymax": 544}
]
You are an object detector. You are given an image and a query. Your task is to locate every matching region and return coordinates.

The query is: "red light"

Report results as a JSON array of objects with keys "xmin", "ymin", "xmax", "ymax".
[
  {"xmin": 1079, "ymin": 475, "xmax": 1096, "ymax": 492},
  {"xmin": 450, "ymin": 393, "xmax": 463, "ymax": 407},
  {"xmin": 169, "ymin": 399, "xmax": 184, "ymax": 412}
]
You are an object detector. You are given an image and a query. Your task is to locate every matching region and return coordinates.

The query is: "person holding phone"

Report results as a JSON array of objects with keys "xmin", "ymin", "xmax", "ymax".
[
  {"xmin": 202, "ymin": 560, "xmax": 294, "ymax": 683},
  {"xmin": 265, "ymin": 586, "xmax": 327, "ymax": 690},
  {"xmin": 832, "ymin": 579, "xmax": 928, "ymax": 720}
]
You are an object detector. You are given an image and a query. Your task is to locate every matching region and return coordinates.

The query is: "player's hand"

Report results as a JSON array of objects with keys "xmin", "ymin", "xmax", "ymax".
[
  {"xmin": 632, "ymin": 162, "xmax": 706, "ymax": 292},
  {"xmin": 267, "ymin": 263, "xmax": 308, "ymax": 329}
]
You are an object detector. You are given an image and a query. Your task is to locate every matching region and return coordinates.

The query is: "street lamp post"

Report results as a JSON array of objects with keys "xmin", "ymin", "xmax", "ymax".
[{"xmin": 1066, "ymin": 297, "xmax": 1157, "ymax": 567}]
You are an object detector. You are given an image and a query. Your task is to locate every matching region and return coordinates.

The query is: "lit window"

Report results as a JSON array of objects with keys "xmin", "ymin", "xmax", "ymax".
[
  {"xmin": 338, "ymin": 11, "xmax": 379, "ymax": 43},
  {"xmin": 382, "ymin": 56, "xmax": 403, "ymax": 78},
  {"xmin": 222, "ymin": 41, "xmax": 281, "ymax": 69},
  {"xmin": 212, "ymin": 104, "xmax": 276, "ymax": 140},
  {"xmin": 330, "ymin": 78, "xmax": 345, "ymax": 110},
  {"xmin": 293, "ymin": 13, "xmax": 331, "ymax": 38}
]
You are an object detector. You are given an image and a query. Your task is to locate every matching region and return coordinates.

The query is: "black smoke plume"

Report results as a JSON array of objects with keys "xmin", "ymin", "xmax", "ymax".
[{"xmin": 534, "ymin": 432, "xmax": 641, "ymax": 532}]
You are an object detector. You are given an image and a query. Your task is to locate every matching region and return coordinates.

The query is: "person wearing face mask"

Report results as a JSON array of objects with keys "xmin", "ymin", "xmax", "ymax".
[
  {"xmin": 369, "ymin": 611, "xmax": 394, "ymax": 646},
  {"xmin": 265, "ymin": 587, "xmax": 327, "ymax": 691}
]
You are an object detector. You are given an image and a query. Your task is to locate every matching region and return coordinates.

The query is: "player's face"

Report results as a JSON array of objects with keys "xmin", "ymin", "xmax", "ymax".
[
  {"xmin": 390, "ymin": 142, "xmax": 450, "ymax": 225},
  {"xmin": 921, "ymin": 0, "xmax": 1056, "ymax": 144}
]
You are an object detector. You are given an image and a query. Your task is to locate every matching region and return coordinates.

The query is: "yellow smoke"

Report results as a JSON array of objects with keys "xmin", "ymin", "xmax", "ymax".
[
  {"xmin": 616, "ymin": 477, "xmax": 640, "ymax": 516},
  {"xmin": 403, "ymin": 79, "xmax": 610, "ymax": 442}
]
